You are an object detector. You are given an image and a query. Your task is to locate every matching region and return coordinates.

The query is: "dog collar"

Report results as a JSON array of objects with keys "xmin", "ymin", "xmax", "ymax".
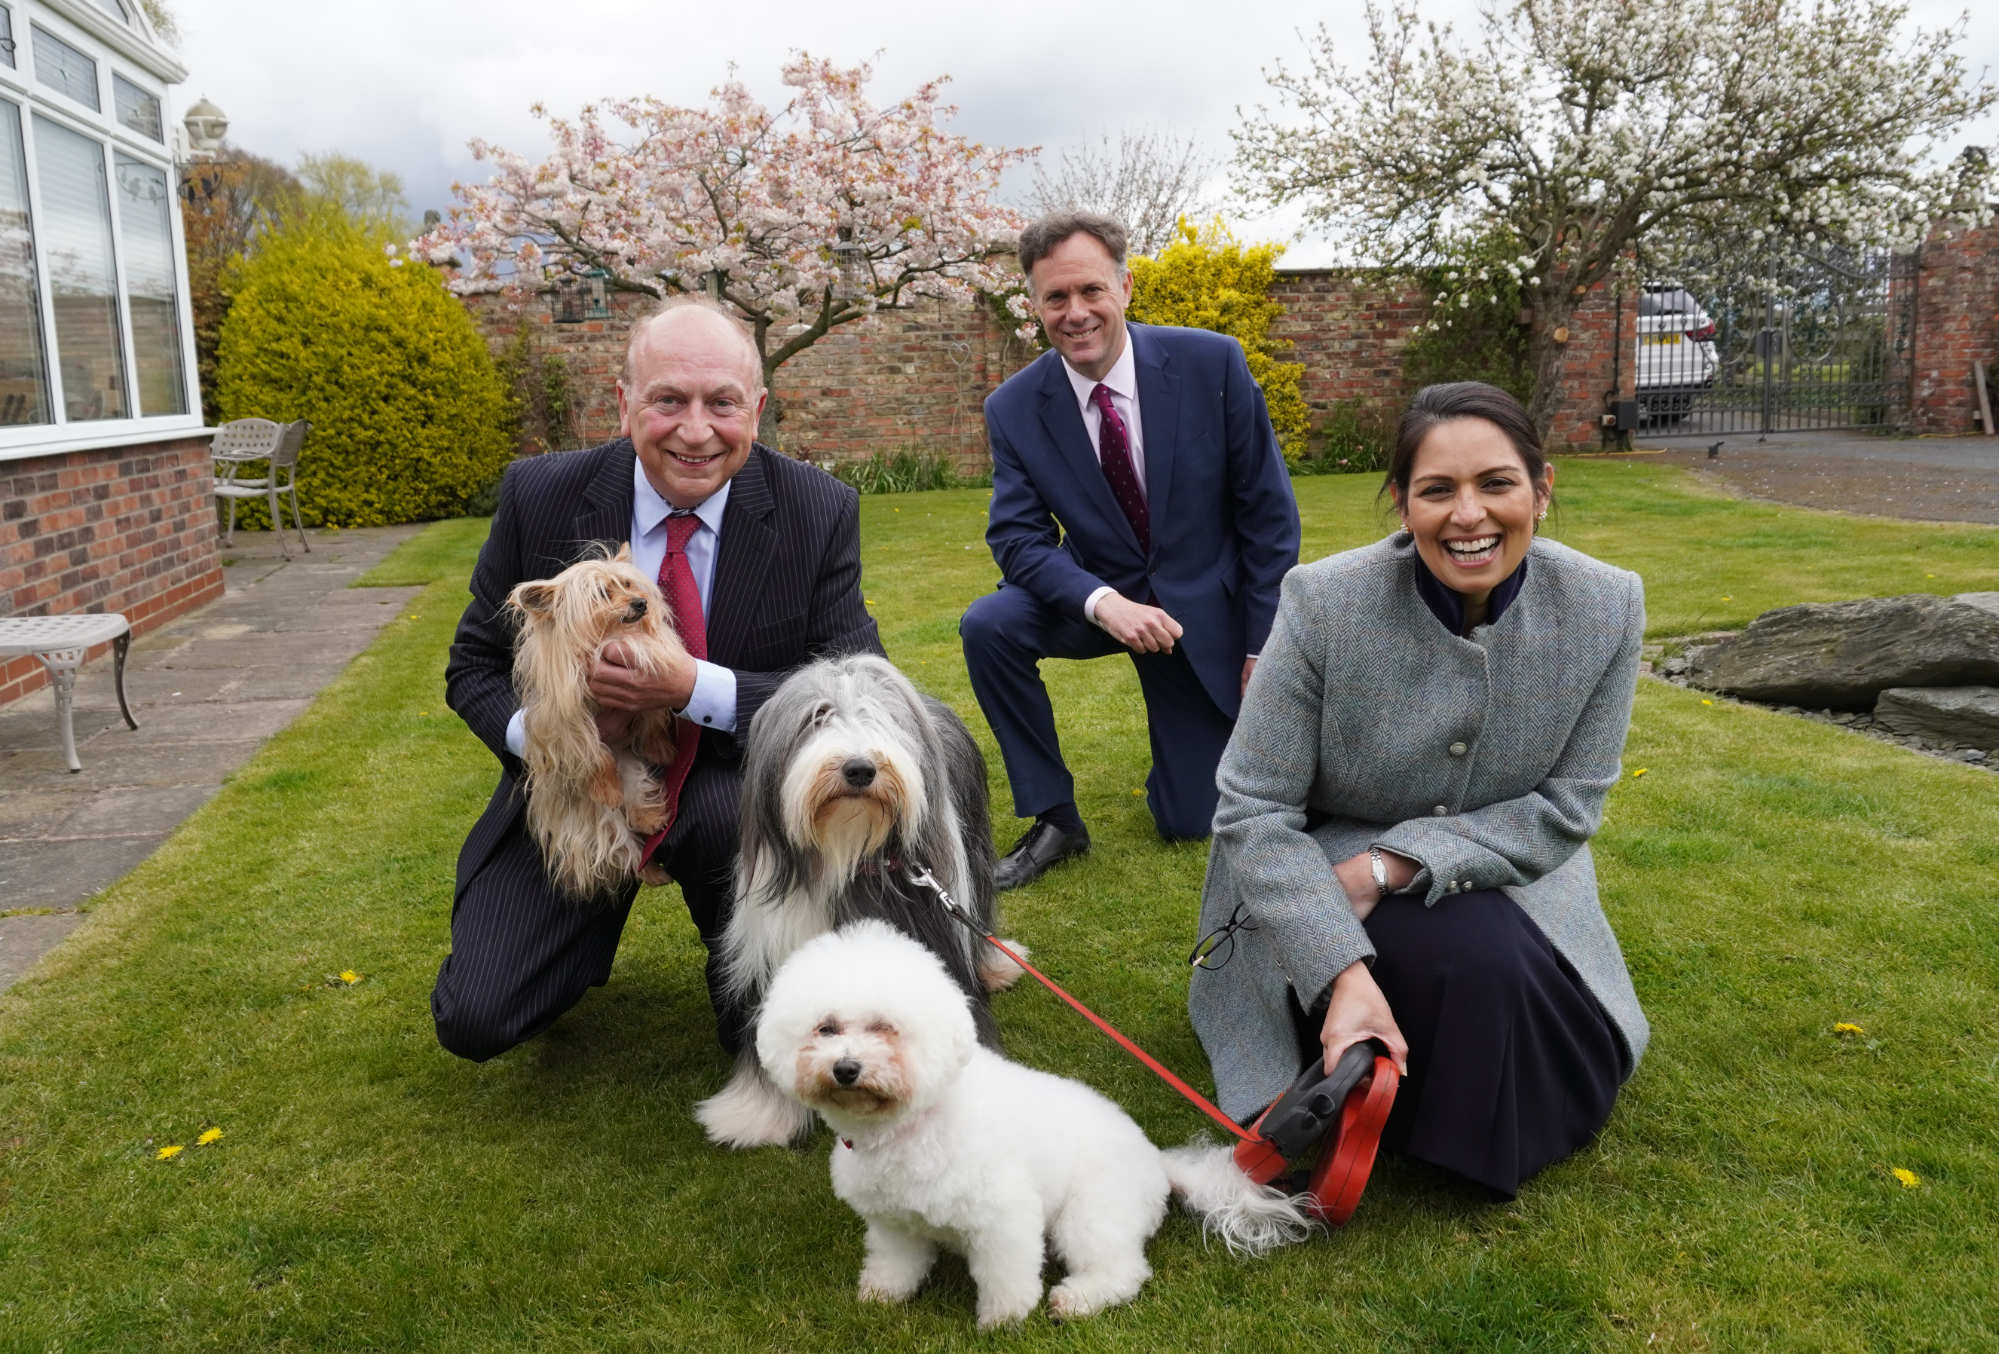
[{"xmin": 853, "ymin": 855, "xmax": 903, "ymax": 879}]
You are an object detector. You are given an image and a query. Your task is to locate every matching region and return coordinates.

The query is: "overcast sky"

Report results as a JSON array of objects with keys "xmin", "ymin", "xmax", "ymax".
[{"xmin": 160, "ymin": 0, "xmax": 1999, "ymax": 266}]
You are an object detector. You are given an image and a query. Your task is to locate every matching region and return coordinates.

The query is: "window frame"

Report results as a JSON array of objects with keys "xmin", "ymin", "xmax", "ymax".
[{"xmin": 0, "ymin": 0, "xmax": 199, "ymax": 462}]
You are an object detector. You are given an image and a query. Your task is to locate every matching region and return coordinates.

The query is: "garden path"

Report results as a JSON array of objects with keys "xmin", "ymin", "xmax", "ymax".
[{"xmin": 0, "ymin": 524, "xmax": 423, "ymax": 992}]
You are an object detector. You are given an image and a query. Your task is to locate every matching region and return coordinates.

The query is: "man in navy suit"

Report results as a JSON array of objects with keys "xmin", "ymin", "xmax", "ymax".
[
  {"xmin": 436, "ymin": 298, "xmax": 880, "ymax": 1061},
  {"xmin": 961, "ymin": 213, "xmax": 1300, "ymax": 889}
]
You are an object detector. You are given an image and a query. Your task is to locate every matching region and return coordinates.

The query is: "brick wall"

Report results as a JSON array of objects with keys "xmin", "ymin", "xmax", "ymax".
[
  {"xmin": 468, "ymin": 291, "xmax": 1036, "ymax": 474},
  {"xmin": 1, "ymin": 437, "xmax": 225, "ymax": 708},
  {"xmin": 471, "ymin": 270, "xmax": 1637, "ymax": 469},
  {"xmin": 1910, "ymin": 222, "xmax": 1999, "ymax": 434},
  {"xmin": 1266, "ymin": 270, "xmax": 1429, "ymax": 429}
]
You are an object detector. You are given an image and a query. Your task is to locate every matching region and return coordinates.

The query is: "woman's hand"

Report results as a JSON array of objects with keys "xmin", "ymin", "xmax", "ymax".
[
  {"xmin": 1332, "ymin": 848, "xmax": 1420, "ymax": 923},
  {"xmin": 1320, "ymin": 960, "xmax": 1409, "ymax": 1077}
]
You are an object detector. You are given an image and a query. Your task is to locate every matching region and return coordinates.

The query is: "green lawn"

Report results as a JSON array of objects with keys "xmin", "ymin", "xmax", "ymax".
[{"xmin": 2, "ymin": 460, "xmax": 1994, "ymax": 1352}]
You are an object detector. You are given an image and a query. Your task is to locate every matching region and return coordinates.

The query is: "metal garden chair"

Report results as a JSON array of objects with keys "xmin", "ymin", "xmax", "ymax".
[{"xmin": 213, "ymin": 418, "xmax": 312, "ymax": 557}]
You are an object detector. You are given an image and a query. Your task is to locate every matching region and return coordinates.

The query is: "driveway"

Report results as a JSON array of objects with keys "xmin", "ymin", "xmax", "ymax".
[{"xmin": 1642, "ymin": 430, "xmax": 1999, "ymax": 524}]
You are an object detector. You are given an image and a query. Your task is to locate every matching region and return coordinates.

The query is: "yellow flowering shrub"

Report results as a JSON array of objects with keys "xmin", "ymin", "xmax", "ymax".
[
  {"xmin": 1128, "ymin": 217, "xmax": 1311, "ymax": 460},
  {"xmin": 216, "ymin": 210, "xmax": 516, "ymax": 527}
]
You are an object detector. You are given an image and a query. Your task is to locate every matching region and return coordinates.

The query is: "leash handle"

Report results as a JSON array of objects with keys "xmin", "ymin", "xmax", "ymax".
[{"xmin": 903, "ymin": 865, "xmax": 1256, "ymax": 1145}]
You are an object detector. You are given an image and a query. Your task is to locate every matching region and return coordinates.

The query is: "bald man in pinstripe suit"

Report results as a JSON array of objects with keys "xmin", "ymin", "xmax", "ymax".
[{"xmin": 435, "ymin": 299, "xmax": 882, "ymax": 1062}]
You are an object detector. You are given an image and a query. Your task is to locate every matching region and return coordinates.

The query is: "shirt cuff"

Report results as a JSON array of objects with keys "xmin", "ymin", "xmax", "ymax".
[
  {"xmin": 681, "ymin": 659, "xmax": 737, "ymax": 733},
  {"xmin": 1084, "ymin": 585, "xmax": 1115, "ymax": 626},
  {"xmin": 504, "ymin": 707, "xmax": 526, "ymax": 759}
]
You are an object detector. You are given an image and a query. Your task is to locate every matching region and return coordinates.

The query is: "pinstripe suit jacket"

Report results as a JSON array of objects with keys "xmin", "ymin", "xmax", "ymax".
[
  {"xmin": 445, "ymin": 439, "xmax": 882, "ymax": 896},
  {"xmin": 1189, "ymin": 533, "xmax": 1649, "ymax": 1121}
]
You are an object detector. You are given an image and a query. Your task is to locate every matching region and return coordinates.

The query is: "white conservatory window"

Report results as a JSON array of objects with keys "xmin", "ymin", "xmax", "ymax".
[{"xmin": 1, "ymin": 0, "xmax": 198, "ymax": 460}]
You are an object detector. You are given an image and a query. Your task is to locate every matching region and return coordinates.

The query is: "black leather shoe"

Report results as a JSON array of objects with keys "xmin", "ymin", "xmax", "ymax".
[{"xmin": 994, "ymin": 819, "xmax": 1091, "ymax": 891}]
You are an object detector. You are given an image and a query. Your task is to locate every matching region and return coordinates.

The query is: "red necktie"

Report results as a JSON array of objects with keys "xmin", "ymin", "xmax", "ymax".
[
  {"xmin": 644, "ymin": 512, "xmax": 707, "ymax": 860},
  {"xmin": 1091, "ymin": 383, "xmax": 1149, "ymax": 553}
]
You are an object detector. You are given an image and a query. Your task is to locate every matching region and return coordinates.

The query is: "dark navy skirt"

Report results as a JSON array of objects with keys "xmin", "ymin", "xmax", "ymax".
[{"xmin": 1293, "ymin": 888, "xmax": 1628, "ymax": 1199}]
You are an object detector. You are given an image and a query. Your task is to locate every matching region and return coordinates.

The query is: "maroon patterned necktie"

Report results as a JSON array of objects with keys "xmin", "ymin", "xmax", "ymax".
[
  {"xmin": 644, "ymin": 512, "xmax": 707, "ymax": 859},
  {"xmin": 1090, "ymin": 383, "xmax": 1149, "ymax": 552}
]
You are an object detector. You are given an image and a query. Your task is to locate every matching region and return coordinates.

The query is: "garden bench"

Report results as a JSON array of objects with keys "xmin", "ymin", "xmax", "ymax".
[{"xmin": 0, "ymin": 613, "xmax": 138, "ymax": 772}]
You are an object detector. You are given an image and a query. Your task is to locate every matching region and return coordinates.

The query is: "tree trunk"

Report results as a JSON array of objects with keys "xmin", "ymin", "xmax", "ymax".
[
  {"xmin": 1524, "ymin": 295, "xmax": 1578, "ymax": 447},
  {"xmin": 757, "ymin": 366, "xmax": 785, "ymax": 448}
]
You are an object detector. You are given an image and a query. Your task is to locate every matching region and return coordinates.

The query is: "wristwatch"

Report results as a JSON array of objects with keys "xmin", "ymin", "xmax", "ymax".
[{"xmin": 1368, "ymin": 846, "xmax": 1390, "ymax": 899}]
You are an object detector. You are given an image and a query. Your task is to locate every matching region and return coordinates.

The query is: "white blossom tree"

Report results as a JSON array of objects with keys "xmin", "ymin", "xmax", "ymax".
[
  {"xmin": 1029, "ymin": 130, "xmax": 1218, "ymax": 257},
  {"xmin": 413, "ymin": 55, "xmax": 1030, "ymax": 437},
  {"xmin": 1234, "ymin": 0, "xmax": 1998, "ymax": 436}
]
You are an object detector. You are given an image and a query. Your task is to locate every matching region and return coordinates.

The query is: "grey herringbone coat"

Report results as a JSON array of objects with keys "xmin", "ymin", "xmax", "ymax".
[{"xmin": 1189, "ymin": 533, "xmax": 1649, "ymax": 1121}]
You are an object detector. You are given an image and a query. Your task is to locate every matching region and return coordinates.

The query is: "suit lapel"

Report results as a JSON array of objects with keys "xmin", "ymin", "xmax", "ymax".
[
  {"xmin": 1130, "ymin": 323, "xmax": 1179, "ymax": 534},
  {"xmin": 708, "ymin": 444, "xmax": 777, "ymax": 660},
  {"xmin": 1034, "ymin": 351, "xmax": 1142, "ymax": 555},
  {"xmin": 566, "ymin": 440, "xmax": 634, "ymax": 560}
]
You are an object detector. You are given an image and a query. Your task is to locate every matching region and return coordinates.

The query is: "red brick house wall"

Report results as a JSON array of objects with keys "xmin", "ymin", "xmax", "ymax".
[{"xmin": 0, "ymin": 438, "xmax": 225, "ymax": 708}]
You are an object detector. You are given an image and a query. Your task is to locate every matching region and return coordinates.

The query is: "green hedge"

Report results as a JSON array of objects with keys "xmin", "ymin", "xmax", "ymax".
[{"xmin": 215, "ymin": 212, "xmax": 515, "ymax": 527}]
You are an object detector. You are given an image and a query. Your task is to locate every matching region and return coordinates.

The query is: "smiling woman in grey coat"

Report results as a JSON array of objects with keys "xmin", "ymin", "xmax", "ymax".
[{"xmin": 1189, "ymin": 381, "xmax": 1648, "ymax": 1199}]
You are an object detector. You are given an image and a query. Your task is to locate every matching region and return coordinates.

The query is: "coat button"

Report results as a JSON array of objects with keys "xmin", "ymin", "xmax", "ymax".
[
  {"xmin": 1433, "ymin": 804, "xmax": 1448, "ymax": 816},
  {"xmin": 1449, "ymin": 741, "xmax": 1468, "ymax": 756}
]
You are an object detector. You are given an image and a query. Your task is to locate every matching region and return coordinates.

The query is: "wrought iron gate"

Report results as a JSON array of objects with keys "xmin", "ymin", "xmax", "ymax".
[{"xmin": 1632, "ymin": 248, "xmax": 1919, "ymax": 437}]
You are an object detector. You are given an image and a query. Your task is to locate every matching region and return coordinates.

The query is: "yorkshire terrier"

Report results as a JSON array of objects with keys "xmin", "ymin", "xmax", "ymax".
[{"xmin": 506, "ymin": 544, "xmax": 689, "ymax": 900}]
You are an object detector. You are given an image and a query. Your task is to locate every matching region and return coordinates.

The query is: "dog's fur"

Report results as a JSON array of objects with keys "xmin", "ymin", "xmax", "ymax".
[
  {"xmin": 695, "ymin": 654, "xmax": 1021, "ymax": 1149},
  {"xmin": 506, "ymin": 544, "xmax": 689, "ymax": 901},
  {"xmin": 758, "ymin": 922, "xmax": 1316, "ymax": 1327}
]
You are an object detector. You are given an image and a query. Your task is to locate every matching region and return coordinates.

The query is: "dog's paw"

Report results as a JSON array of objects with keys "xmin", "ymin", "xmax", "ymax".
[
  {"xmin": 857, "ymin": 1273, "xmax": 920, "ymax": 1305},
  {"xmin": 1047, "ymin": 1268, "xmax": 1147, "ymax": 1321},
  {"xmin": 694, "ymin": 1069, "xmax": 814, "ymax": 1149},
  {"xmin": 975, "ymin": 1291, "xmax": 1039, "ymax": 1330},
  {"xmin": 980, "ymin": 940, "xmax": 1029, "ymax": 992},
  {"xmin": 637, "ymin": 860, "xmax": 672, "ymax": 887},
  {"xmin": 626, "ymin": 801, "xmax": 668, "ymax": 834}
]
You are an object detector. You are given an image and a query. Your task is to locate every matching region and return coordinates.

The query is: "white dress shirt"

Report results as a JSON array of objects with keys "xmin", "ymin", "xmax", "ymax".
[
  {"xmin": 1058, "ymin": 338, "xmax": 1146, "ymax": 627},
  {"xmin": 503, "ymin": 461, "xmax": 738, "ymax": 758}
]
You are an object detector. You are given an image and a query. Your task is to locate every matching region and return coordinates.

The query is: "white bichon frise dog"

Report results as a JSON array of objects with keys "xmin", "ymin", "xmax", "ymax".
[{"xmin": 756, "ymin": 920, "xmax": 1314, "ymax": 1327}]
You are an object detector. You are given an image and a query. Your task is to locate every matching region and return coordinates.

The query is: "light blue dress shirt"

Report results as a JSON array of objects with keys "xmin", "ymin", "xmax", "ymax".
[{"xmin": 503, "ymin": 461, "xmax": 738, "ymax": 758}]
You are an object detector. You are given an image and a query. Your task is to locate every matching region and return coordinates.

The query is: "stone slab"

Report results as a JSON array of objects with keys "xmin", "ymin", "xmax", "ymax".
[
  {"xmin": 1874, "ymin": 686, "xmax": 1999, "ymax": 754},
  {"xmin": 51, "ymin": 784, "xmax": 221, "ymax": 839},
  {"xmin": 0, "ymin": 836, "xmax": 158, "ymax": 910},
  {"xmin": 1687, "ymin": 592, "xmax": 1999, "ymax": 708},
  {"xmin": 0, "ymin": 911, "xmax": 86, "ymax": 990},
  {"xmin": 113, "ymin": 698, "xmax": 311, "ymax": 744}
]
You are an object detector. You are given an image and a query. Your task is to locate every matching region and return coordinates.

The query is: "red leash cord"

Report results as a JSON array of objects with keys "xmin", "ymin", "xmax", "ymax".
[{"xmin": 902, "ymin": 864, "xmax": 1256, "ymax": 1145}]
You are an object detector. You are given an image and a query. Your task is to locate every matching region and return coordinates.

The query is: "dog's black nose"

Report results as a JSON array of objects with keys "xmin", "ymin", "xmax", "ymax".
[
  {"xmin": 840, "ymin": 758, "xmax": 876, "ymax": 789},
  {"xmin": 625, "ymin": 597, "xmax": 647, "ymax": 620},
  {"xmin": 833, "ymin": 1058, "xmax": 862, "ymax": 1086}
]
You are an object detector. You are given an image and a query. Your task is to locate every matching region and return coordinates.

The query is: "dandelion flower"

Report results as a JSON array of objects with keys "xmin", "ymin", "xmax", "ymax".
[
  {"xmin": 197, "ymin": 1128, "xmax": 224, "ymax": 1146},
  {"xmin": 338, "ymin": 970, "xmax": 363, "ymax": 985},
  {"xmin": 156, "ymin": 1144, "xmax": 184, "ymax": 1160},
  {"xmin": 1701, "ymin": 699, "xmax": 1713, "ymax": 706},
  {"xmin": 1891, "ymin": 1167, "xmax": 1920, "ymax": 1189},
  {"xmin": 1833, "ymin": 1022, "xmax": 1864, "ymax": 1036},
  {"xmin": 1131, "ymin": 788, "xmax": 1144, "ymax": 796},
  {"xmin": 1631, "ymin": 768, "xmax": 1649, "ymax": 778},
  {"xmin": 1721, "ymin": 595, "xmax": 1733, "ymax": 602}
]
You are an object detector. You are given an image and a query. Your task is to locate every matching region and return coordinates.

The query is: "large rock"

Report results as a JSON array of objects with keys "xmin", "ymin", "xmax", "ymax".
[
  {"xmin": 1874, "ymin": 686, "xmax": 1999, "ymax": 753},
  {"xmin": 1685, "ymin": 593, "xmax": 1999, "ymax": 709}
]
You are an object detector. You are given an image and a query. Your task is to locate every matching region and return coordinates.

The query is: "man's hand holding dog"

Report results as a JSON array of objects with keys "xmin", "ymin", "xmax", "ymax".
[
  {"xmin": 590, "ymin": 640, "xmax": 697, "ymax": 741},
  {"xmin": 1095, "ymin": 593, "xmax": 1183, "ymax": 654}
]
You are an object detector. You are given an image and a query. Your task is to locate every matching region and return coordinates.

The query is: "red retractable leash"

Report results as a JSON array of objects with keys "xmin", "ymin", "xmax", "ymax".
[{"xmin": 902, "ymin": 864, "xmax": 1399, "ymax": 1226}]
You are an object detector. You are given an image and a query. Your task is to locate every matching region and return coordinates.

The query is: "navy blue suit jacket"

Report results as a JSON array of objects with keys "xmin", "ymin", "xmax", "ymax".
[{"xmin": 982, "ymin": 321, "xmax": 1300, "ymax": 717}]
